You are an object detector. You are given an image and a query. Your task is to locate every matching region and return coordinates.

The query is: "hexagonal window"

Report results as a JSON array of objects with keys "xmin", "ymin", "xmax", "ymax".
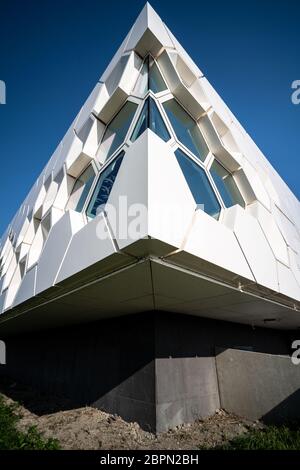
[
  {"xmin": 175, "ymin": 148, "xmax": 221, "ymax": 220},
  {"xmin": 66, "ymin": 164, "xmax": 96, "ymax": 213},
  {"xmin": 131, "ymin": 97, "xmax": 170, "ymax": 143},
  {"xmin": 210, "ymin": 159, "xmax": 245, "ymax": 209},
  {"xmin": 134, "ymin": 56, "xmax": 168, "ymax": 96},
  {"xmin": 163, "ymin": 99, "xmax": 209, "ymax": 162},
  {"xmin": 86, "ymin": 151, "xmax": 125, "ymax": 219},
  {"xmin": 98, "ymin": 101, "xmax": 138, "ymax": 162}
]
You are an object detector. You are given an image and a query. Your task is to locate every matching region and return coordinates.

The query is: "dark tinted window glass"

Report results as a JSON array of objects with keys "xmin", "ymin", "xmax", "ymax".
[
  {"xmin": 210, "ymin": 160, "xmax": 245, "ymax": 208},
  {"xmin": 67, "ymin": 165, "xmax": 96, "ymax": 212},
  {"xmin": 99, "ymin": 102, "xmax": 137, "ymax": 161},
  {"xmin": 149, "ymin": 57, "xmax": 167, "ymax": 94},
  {"xmin": 131, "ymin": 97, "xmax": 170, "ymax": 143},
  {"xmin": 175, "ymin": 149, "xmax": 221, "ymax": 219},
  {"xmin": 134, "ymin": 56, "xmax": 167, "ymax": 96},
  {"xmin": 87, "ymin": 152, "xmax": 124, "ymax": 218},
  {"xmin": 163, "ymin": 99, "xmax": 208, "ymax": 161}
]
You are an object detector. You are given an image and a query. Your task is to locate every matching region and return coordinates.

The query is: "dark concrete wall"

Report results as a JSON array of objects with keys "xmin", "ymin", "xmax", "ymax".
[
  {"xmin": 0, "ymin": 311, "xmax": 296, "ymax": 432},
  {"xmin": 1, "ymin": 313, "xmax": 156, "ymax": 431}
]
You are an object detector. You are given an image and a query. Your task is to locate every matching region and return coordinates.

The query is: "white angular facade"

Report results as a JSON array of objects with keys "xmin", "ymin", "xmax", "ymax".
[{"xmin": 0, "ymin": 2, "xmax": 300, "ymax": 334}]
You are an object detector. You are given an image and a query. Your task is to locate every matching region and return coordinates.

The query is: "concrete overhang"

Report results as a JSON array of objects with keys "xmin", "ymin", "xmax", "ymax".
[{"xmin": 0, "ymin": 248, "xmax": 299, "ymax": 336}]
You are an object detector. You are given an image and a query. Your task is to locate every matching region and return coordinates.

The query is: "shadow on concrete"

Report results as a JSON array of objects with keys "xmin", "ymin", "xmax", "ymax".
[
  {"xmin": 262, "ymin": 389, "xmax": 300, "ymax": 425},
  {"xmin": 0, "ymin": 373, "xmax": 76, "ymax": 415},
  {"xmin": 0, "ymin": 312, "xmax": 156, "ymax": 430},
  {"xmin": 0, "ymin": 311, "xmax": 296, "ymax": 432}
]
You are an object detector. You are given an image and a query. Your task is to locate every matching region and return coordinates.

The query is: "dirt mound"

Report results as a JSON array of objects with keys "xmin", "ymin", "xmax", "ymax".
[{"xmin": 0, "ymin": 377, "xmax": 261, "ymax": 450}]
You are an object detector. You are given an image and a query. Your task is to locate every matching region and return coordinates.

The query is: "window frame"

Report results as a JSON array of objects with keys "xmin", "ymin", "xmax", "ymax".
[
  {"xmin": 132, "ymin": 54, "xmax": 170, "ymax": 99},
  {"xmin": 207, "ymin": 156, "xmax": 246, "ymax": 210},
  {"xmin": 65, "ymin": 160, "xmax": 99, "ymax": 214},
  {"xmin": 160, "ymin": 95, "xmax": 210, "ymax": 164},
  {"xmin": 85, "ymin": 150, "xmax": 125, "ymax": 221},
  {"xmin": 84, "ymin": 88, "xmax": 247, "ymax": 226},
  {"xmin": 96, "ymin": 97, "xmax": 140, "ymax": 164},
  {"xmin": 174, "ymin": 147, "xmax": 222, "ymax": 221},
  {"xmin": 130, "ymin": 95, "xmax": 172, "ymax": 143}
]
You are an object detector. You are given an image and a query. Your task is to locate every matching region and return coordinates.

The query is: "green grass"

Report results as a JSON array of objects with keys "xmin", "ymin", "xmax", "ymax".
[
  {"xmin": 215, "ymin": 425, "xmax": 300, "ymax": 450},
  {"xmin": 0, "ymin": 394, "xmax": 60, "ymax": 450}
]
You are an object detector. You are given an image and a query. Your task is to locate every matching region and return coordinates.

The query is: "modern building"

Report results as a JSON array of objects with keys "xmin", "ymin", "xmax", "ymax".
[{"xmin": 0, "ymin": 3, "xmax": 300, "ymax": 433}]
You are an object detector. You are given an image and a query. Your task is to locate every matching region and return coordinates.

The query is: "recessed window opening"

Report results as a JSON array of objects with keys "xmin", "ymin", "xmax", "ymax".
[
  {"xmin": 210, "ymin": 159, "xmax": 245, "ymax": 208},
  {"xmin": 134, "ymin": 56, "xmax": 167, "ymax": 96},
  {"xmin": 98, "ymin": 101, "xmax": 138, "ymax": 161},
  {"xmin": 86, "ymin": 151, "xmax": 125, "ymax": 219},
  {"xmin": 66, "ymin": 164, "xmax": 96, "ymax": 213},
  {"xmin": 131, "ymin": 97, "xmax": 170, "ymax": 143},
  {"xmin": 163, "ymin": 99, "xmax": 208, "ymax": 162},
  {"xmin": 175, "ymin": 148, "xmax": 221, "ymax": 220}
]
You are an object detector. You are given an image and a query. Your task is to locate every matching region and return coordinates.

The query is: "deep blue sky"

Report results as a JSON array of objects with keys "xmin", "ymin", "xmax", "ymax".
[{"xmin": 0, "ymin": 0, "xmax": 299, "ymax": 237}]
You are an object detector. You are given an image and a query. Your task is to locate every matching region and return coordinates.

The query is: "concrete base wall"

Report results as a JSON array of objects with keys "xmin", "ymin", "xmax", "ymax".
[
  {"xmin": 0, "ymin": 312, "xmax": 297, "ymax": 432},
  {"xmin": 1, "ymin": 313, "xmax": 157, "ymax": 431},
  {"xmin": 216, "ymin": 348, "xmax": 300, "ymax": 423}
]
